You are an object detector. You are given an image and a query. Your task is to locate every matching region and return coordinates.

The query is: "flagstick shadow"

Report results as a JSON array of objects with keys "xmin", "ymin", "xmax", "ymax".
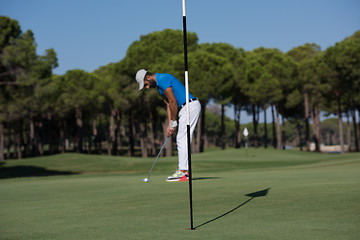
[
  {"xmin": 193, "ymin": 177, "xmax": 221, "ymax": 181},
  {"xmin": 194, "ymin": 188, "xmax": 270, "ymax": 229}
]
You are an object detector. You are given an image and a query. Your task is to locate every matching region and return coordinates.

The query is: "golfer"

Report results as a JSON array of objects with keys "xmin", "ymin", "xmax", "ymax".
[{"xmin": 135, "ymin": 69, "xmax": 201, "ymax": 182}]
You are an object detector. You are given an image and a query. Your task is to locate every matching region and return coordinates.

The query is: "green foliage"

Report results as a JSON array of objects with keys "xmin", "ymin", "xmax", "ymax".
[
  {"xmin": 2, "ymin": 30, "xmax": 37, "ymax": 72},
  {"xmin": 59, "ymin": 70, "xmax": 97, "ymax": 112},
  {"xmin": 197, "ymin": 43, "xmax": 238, "ymax": 104},
  {"xmin": 159, "ymin": 47, "xmax": 236, "ymax": 104},
  {"xmin": 123, "ymin": 29, "xmax": 198, "ymax": 75},
  {"xmin": 245, "ymin": 47, "xmax": 296, "ymax": 106},
  {"xmin": 287, "ymin": 43, "xmax": 322, "ymax": 96},
  {"xmin": 0, "ymin": 16, "xmax": 21, "ymax": 50},
  {"xmin": 287, "ymin": 43, "xmax": 321, "ymax": 62},
  {"xmin": 94, "ymin": 62, "xmax": 136, "ymax": 113},
  {"xmin": 1, "ymin": 16, "xmax": 59, "ymax": 125},
  {"xmin": 320, "ymin": 34, "xmax": 360, "ymax": 115}
]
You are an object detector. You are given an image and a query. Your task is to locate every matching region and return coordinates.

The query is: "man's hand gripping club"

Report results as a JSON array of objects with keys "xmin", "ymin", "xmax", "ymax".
[{"xmin": 168, "ymin": 120, "xmax": 177, "ymax": 136}]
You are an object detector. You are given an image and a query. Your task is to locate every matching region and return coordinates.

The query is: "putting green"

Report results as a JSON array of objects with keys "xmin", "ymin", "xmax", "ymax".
[{"xmin": 0, "ymin": 149, "xmax": 359, "ymax": 240}]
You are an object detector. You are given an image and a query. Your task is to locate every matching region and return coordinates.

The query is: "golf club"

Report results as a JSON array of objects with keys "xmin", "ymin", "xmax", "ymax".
[{"xmin": 142, "ymin": 136, "xmax": 169, "ymax": 182}]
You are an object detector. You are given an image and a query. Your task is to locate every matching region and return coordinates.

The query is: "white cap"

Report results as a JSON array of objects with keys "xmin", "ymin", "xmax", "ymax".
[{"xmin": 135, "ymin": 69, "xmax": 147, "ymax": 90}]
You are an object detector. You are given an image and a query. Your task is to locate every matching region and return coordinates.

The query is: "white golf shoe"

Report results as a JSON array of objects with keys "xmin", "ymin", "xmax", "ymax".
[{"xmin": 166, "ymin": 170, "xmax": 189, "ymax": 182}]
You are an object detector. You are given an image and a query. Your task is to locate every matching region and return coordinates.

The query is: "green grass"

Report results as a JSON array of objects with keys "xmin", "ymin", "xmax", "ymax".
[{"xmin": 0, "ymin": 148, "xmax": 359, "ymax": 240}]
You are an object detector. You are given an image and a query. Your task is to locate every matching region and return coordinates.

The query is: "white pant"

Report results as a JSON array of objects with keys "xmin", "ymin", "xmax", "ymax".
[{"xmin": 177, "ymin": 100, "xmax": 201, "ymax": 171}]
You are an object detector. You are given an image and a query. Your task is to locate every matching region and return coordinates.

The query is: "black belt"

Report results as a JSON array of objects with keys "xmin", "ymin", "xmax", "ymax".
[{"xmin": 178, "ymin": 98, "xmax": 198, "ymax": 111}]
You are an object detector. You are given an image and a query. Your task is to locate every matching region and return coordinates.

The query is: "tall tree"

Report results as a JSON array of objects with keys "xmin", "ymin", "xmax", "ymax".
[
  {"xmin": 197, "ymin": 43, "xmax": 237, "ymax": 150},
  {"xmin": 0, "ymin": 16, "xmax": 21, "ymax": 160},
  {"xmin": 1, "ymin": 16, "xmax": 58, "ymax": 159},
  {"xmin": 245, "ymin": 48, "xmax": 293, "ymax": 149},
  {"xmin": 321, "ymin": 32, "xmax": 360, "ymax": 153},
  {"xmin": 287, "ymin": 43, "xmax": 322, "ymax": 151},
  {"xmin": 59, "ymin": 70, "xmax": 97, "ymax": 153},
  {"xmin": 94, "ymin": 62, "xmax": 137, "ymax": 156}
]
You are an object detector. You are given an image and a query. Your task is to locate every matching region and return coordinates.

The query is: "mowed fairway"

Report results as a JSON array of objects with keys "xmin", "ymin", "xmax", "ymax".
[{"xmin": 0, "ymin": 149, "xmax": 359, "ymax": 240}]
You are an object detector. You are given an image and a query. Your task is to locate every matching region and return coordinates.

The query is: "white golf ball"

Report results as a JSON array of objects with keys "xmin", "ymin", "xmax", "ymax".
[{"xmin": 142, "ymin": 178, "xmax": 150, "ymax": 182}]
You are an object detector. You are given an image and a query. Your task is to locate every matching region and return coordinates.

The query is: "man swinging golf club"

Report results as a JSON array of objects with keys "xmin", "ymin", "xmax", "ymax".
[{"xmin": 135, "ymin": 69, "xmax": 201, "ymax": 182}]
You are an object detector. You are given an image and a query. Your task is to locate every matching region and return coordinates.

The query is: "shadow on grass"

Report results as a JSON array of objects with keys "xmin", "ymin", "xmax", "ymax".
[
  {"xmin": 193, "ymin": 177, "xmax": 221, "ymax": 181},
  {"xmin": 194, "ymin": 188, "xmax": 270, "ymax": 229},
  {"xmin": 0, "ymin": 166, "xmax": 77, "ymax": 179}
]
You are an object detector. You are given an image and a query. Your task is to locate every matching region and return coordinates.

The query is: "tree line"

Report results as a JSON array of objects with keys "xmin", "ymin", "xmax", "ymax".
[{"xmin": 1, "ymin": 16, "xmax": 359, "ymax": 160}]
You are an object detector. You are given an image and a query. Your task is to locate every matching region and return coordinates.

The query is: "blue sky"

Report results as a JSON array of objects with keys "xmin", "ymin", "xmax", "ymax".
[
  {"xmin": 1, "ymin": 0, "xmax": 359, "ymax": 122},
  {"xmin": 1, "ymin": 0, "xmax": 359, "ymax": 75}
]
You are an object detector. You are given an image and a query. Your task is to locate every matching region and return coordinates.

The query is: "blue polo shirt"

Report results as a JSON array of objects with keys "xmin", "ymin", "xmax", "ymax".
[{"xmin": 156, "ymin": 73, "xmax": 195, "ymax": 108}]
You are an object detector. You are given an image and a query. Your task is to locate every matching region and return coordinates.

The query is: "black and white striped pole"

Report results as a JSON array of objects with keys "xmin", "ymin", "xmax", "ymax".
[{"xmin": 182, "ymin": 0, "xmax": 194, "ymax": 230}]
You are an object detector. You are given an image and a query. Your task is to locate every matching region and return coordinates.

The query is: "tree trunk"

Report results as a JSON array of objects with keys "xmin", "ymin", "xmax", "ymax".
[
  {"xmin": 191, "ymin": 131, "xmax": 196, "ymax": 153},
  {"xmin": 47, "ymin": 112, "xmax": 56, "ymax": 154},
  {"xmin": 106, "ymin": 120, "xmax": 111, "ymax": 156},
  {"xmin": 87, "ymin": 119, "xmax": 92, "ymax": 154},
  {"xmin": 346, "ymin": 111, "xmax": 351, "ymax": 152},
  {"xmin": 352, "ymin": 109, "xmax": 359, "ymax": 152},
  {"xmin": 271, "ymin": 105, "xmax": 276, "ymax": 148},
  {"xmin": 148, "ymin": 110, "xmax": 156, "ymax": 156},
  {"xmin": 23, "ymin": 121, "xmax": 29, "ymax": 158},
  {"xmin": 76, "ymin": 107, "xmax": 83, "ymax": 153},
  {"xmin": 297, "ymin": 122, "xmax": 303, "ymax": 151},
  {"xmin": 29, "ymin": 117, "xmax": 36, "ymax": 157},
  {"xmin": 311, "ymin": 104, "xmax": 320, "ymax": 152},
  {"xmin": 275, "ymin": 105, "xmax": 282, "ymax": 149},
  {"xmin": 195, "ymin": 116, "xmax": 201, "ymax": 153},
  {"xmin": 234, "ymin": 103, "xmax": 242, "ymax": 148},
  {"xmin": 92, "ymin": 119, "xmax": 98, "ymax": 153},
  {"xmin": 337, "ymin": 96, "xmax": 345, "ymax": 153},
  {"xmin": 263, "ymin": 105, "xmax": 268, "ymax": 148},
  {"xmin": 0, "ymin": 122, "xmax": 4, "ymax": 161},
  {"xmin": 60, "ymin": 122, "xmax": 65, "ymax": 153},
  {"xmin": 199, "ymin": 101, "xmax": 207, "ymax": 152},
  {"xmin": 109, "ymin": 107, "xmax": 120, "ymax": 156},
  {"xmin": 304, "ymin": 86, "xmax": 310, "ymax": 151},
  {"xmin": 37, "ymin": 121, "xmax": 44, "ymax": 156},
  {"xmin": 6, "ymin": 124, "xmax": 11, "ymax": 159},
  {"xmin": 20, "ymin": 122, "xmax": 25, "ymax": 158},
  {"xmin": 128, "ymin": 110, "xmax": 135, "ymax": 157},
  {"xmin": 98, "ymin": 116, "xmax": 103, "ymax": 154},
  {"xmin": 117, "ymin": 112, "xmax": 124, "ymax": 156},
  {"xmin": 139, "ymin": 122, "xmax": 148, "ymax": 158},
  {"xmin": 315, "ymin": 104, "xmax": 321, "ymax": 149},
  {"xmin": 252, "ymin": 104, "xmax": 258, "ymax": 148},
  {"xmin": 109, "ymin": 106, "xmax": 116, "ymax": 156},
  {"xmin": 281, "ymin": 114, "xmax": 286, "ymax": 149},
  {"xmin": 326, "ymin": 132, "xmax": 330, "ymax": 145},
  {"xmin": 310, "ymin": 106, "xmax": 316, "ymax": 150},
  {"xmin": 114, "ymin": 111, "xmax": 121, "ymax": 156},
  {"xmin": 221, "ymin": 104, "xmax": 226, "ymax": 150},
  {"xmin": 15, "ymin": 124, "xmax": 22, "ymax": 159}
]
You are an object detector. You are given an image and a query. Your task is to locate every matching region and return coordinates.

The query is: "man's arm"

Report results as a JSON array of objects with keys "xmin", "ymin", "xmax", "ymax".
[
  {"xmin": 164, "ymin": 87, "xmax": 178, "ymax": 121},
  {"xmin": 164, "ymin": 87, "xmax": 178, "ymax": 136}
]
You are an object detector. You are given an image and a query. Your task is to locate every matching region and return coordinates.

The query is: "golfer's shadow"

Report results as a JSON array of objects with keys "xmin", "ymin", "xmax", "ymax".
[{"xmin": 194, "ymin": 188, "xmax": 270, "ymax": 229}]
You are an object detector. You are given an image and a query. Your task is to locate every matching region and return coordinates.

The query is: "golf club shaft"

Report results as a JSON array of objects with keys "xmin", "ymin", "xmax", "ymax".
[{"xmin": 147, "ymin": 136, "xmax": 169, "ymax": 178}]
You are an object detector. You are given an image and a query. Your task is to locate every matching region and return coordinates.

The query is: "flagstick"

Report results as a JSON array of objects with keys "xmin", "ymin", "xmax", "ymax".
[{"xmin": 182, "ymin": 0, "xmax": 194, "ymax": 230}]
